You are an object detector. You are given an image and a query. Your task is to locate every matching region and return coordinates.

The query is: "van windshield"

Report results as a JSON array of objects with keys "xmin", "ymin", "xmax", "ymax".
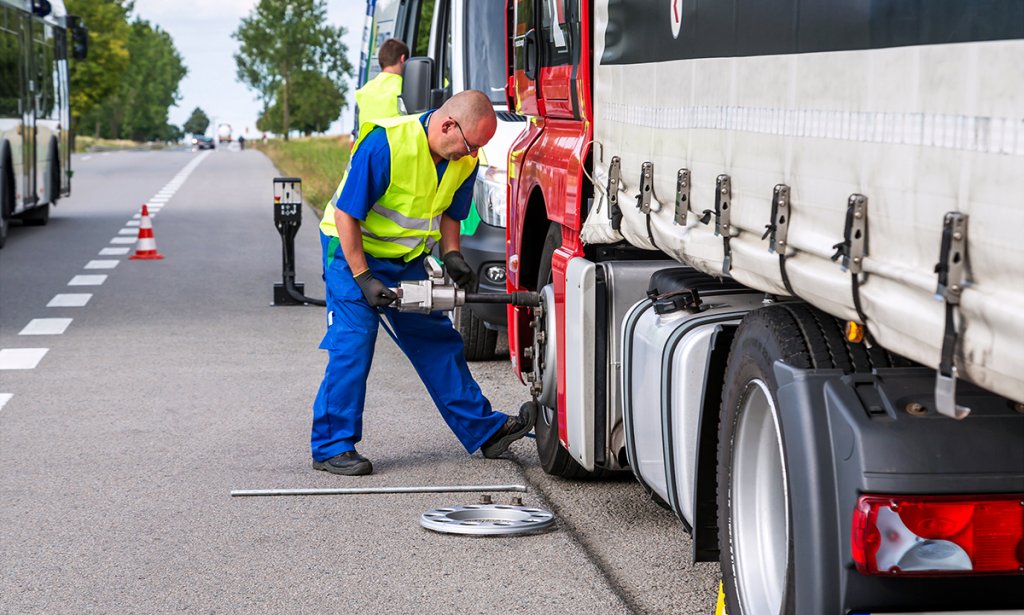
[{"xmin": 464, "ymin": 0, "xmax": 506, "ymax": 105}]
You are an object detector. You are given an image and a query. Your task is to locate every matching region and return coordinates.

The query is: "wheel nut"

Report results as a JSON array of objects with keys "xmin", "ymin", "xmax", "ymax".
[
  {"xmin": 479, "ymin": 494, "xmax": 492, "ymax": 505},
  {"xmin": 511, "ymin": 496, "xmax": 523, "ymax": 506},
  {"xmin": 905, "ymin": 402, "xmax": 927, "ymax": 416}
]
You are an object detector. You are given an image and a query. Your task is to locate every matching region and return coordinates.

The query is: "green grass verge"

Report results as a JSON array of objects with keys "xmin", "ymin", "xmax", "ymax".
[
  {"xmin": 252, "ymin": 136, "xmax": 351, "ymax": 216},
  {"xmin": 75, "ymin": 136, "xmax": 169, "ymax": 153}
]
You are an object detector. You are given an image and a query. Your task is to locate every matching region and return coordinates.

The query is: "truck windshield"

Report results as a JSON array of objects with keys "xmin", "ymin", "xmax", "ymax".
[{"xmin": 464, "ymin": 0, "xmax": 506, "ymax": 105}]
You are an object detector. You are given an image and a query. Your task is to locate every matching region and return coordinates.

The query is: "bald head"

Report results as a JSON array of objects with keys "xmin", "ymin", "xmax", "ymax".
[{"xmin": 427, "ymin": 90, "xmax": 497, "ymax": 162}]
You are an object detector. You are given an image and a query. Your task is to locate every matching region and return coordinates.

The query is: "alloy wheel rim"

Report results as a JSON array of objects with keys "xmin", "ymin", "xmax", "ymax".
[{"xmin": 732, "ymin": 378, "xmax": 789, "ymax": 614}]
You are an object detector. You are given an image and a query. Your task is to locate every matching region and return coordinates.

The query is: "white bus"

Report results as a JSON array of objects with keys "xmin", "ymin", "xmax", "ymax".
[{"xmin": 0, "ymin": 0, "xmax": 86, "ymax": 248}]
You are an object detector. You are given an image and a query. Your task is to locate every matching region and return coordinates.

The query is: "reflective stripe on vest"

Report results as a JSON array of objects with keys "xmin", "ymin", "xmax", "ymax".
[
  {"xmin": 319, "ymin": 114, "xmax": 477, "ymax": 261},
  {"xmin": 354, "ymin": 72, "xmax": 403, "ymax": 123}
]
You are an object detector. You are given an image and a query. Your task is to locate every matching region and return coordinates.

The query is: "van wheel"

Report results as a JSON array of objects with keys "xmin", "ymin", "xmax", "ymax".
[
  {"xmin": 533, "ymin": 222, "xmax": 599, "ymax": 478},
  {"xmin": 717, "ymin": 303, "xmax": 896, "ymax": 615},
  {"xmin": 457, "ymin": 306, "xmax": 498, "ymax": 360}
]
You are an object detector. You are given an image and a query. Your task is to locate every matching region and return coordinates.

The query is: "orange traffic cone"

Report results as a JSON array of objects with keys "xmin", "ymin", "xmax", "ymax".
[{"xmin": 130, "ymin": 204, "xmax": 164, "ymax": 260}]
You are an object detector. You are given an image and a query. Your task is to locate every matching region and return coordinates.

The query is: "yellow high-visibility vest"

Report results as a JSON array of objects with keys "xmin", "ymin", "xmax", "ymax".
[
  {"xmin": 320, "ymin": 114, "xmax": 477, "ymax": 261},
  {"xmin": 354, "ymin": 72, "xmax": 404, "ymax": 123}
]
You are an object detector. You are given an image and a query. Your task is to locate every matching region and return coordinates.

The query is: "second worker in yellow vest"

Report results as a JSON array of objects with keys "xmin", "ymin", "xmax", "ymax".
[
  {"xmin": 354, "ymin": 38, "xmax": 408, "ymax": 124},
  {"xmin": 310, "ymin": 91, "xmax": 538, "ymax": 476}
]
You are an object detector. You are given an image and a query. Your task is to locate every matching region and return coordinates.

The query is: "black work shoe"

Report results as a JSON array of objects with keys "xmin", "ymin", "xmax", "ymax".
[
  {"xmin": 481, "ymin": 402, "xmax": 538, "ymax": 459},
  {"xmin": 312, "ymin": 451, "xmax": 373, "ymax": 476}
]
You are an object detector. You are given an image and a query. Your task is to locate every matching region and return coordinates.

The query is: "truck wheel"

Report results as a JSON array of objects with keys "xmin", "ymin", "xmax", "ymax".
[
  {"xmin": 458, "ymin": 306, "xmax": 498, "ymax": 361},
  {"xmin": 533, "ymin": 222, "xmax": 596, "ymax": 478},
  {"xmin": 717, "ymin": 303, "xmax": 894, "ymax": 615}
]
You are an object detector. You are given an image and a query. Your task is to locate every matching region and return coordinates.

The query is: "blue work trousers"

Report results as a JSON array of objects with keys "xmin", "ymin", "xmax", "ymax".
[{"xmin": 311, "ymin": 231, "xmax": 507, "ymax": 461}]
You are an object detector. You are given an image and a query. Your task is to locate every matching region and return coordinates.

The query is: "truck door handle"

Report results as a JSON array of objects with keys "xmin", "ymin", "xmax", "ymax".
[{"xmin": 524, "ymin": 29, "xmax": 538, "ymax": 81}]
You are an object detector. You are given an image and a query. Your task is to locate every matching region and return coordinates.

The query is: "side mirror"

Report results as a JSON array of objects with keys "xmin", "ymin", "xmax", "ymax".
[
  {"xmin": 32, "ymin": 0, "xmax": 52, "ymax": 18},
  {"xmin": 401, "ymin": 56, "xmax": 434, "ymax": 114},
  {"xmin": 69, "ymin": 16, "xmax": 88, "ymax": 60}
]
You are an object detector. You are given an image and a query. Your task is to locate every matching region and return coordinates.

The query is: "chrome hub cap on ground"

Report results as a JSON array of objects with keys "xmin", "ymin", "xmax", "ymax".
[{"xmin": 420, "ymin": 504, "xmax": 555, "ymax": 536}]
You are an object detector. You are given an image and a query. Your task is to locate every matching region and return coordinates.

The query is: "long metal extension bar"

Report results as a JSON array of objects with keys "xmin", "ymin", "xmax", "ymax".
[{"xmin": 230, "ymin": 484, "xmax": 529, "ymax": 497}]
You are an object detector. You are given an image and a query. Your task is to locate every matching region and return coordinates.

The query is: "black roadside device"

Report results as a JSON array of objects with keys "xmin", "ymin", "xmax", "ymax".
[{"xmin": 273, "ymin": 177, "xmax": 325, "ymax": 306}]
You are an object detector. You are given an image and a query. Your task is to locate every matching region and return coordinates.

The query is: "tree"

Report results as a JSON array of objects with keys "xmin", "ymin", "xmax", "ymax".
[
  {"xmin": 79, "ymin": 18, "xmax": 187, "ymax": 141},
  {"xmin": 66, "ymin": 0, "xmax": 132, "ymax": 136},
  {"xmin": 183, "ymin": 107, "xmax": 210, "ymax": 136},
  {"xmin": 233, "ymin": 0, "xmax": 352, "ymax": 140},
  {"xmin": 258, "ymin": 70, "xmax": 345, "ymax": 136}
]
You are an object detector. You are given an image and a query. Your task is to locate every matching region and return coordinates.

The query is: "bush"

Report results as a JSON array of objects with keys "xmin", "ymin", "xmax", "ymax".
[{"xmin": 252, "ymin": 135, "xmax": 351, "ymax": 216}]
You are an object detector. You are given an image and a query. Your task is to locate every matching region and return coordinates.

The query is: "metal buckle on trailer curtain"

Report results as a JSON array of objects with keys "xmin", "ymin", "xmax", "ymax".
[
  {"xmin": 714, "ymin": 174, "xmax": 732, "ymax": 274},
  {"xmin": 637, "ymin": 162, "xmax": 654, "ymax": 214},
  {"xmin": 832, "ymin": 194, "xmax": 867, "ymax": 274},
  {"xmin": 934, "ymin": 212, "xmax": 971, "ymax": 420},
  {"xmin": 764, "ymin": 184, "xmax": 796, "ymax": 296},
  {"xmin": 607, "ymin": 156, "xmax": 623, "ymax": 230},
  {"xmin": 674, "ymin": 168, "xmax": 690, "ymax": 226}
]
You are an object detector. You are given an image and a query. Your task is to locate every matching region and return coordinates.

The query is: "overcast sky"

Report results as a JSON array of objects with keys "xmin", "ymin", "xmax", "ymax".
[{"xmin": 132, "ymin": 0, "xmax": 366, "ymax": 138}]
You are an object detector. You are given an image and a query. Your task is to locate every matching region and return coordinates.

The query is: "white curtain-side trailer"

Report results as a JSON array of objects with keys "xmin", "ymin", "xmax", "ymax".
[{"xmin": 505, "ymin": 0, "xmax": 1024, "ymax": 613}]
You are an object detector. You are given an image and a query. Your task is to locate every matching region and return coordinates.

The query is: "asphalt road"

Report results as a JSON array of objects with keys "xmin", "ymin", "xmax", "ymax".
[{"xmin": 0, "ymin": 147, "xmax": 719, "ymax": 614}]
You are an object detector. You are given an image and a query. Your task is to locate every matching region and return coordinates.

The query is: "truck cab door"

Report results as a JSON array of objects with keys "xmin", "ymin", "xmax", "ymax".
[{"xmin": 508, "ymin": 0, "xmax": 540, "ymax": 116}]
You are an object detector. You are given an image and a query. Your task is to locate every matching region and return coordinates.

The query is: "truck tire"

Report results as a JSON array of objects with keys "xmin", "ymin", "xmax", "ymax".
[
  {"xmin": 533, "ymin": 222, "xmax": 596, "ymax": 479},
  {"xmin": 457, "ymin": 306, "xmax": 498, "ymax": 360},
  {"xmin": 716, "ymin": 303, "xmax": 898, "ymax": 615}
]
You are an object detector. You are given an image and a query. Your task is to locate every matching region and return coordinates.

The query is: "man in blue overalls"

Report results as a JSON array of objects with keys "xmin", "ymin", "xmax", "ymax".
[{"xmin": 311, "ymin": 90, "xmax": 536, "ymax": 476}]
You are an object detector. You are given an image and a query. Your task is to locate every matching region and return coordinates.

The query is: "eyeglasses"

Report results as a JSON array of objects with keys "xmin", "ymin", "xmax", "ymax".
[{"xmin": 450, "ymin": 117, "xmax": 480, "ymax": 155}]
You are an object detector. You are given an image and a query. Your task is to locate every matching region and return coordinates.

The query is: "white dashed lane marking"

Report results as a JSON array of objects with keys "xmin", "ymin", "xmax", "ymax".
[
  {"xmin": 0, "ymin": 393, "xmax": 12, "ymax": 409},
  {"xmin": 118, "ymin": 228, "xmax": 138, "ymax": 235},
  {"xmin": 110, "ymin": 237, "xmax": 136, "ymax": 244},
  {"xmin": 19, "ymin": 318, "xmax": 73, "ymax": 335},
  {"xmin": 99, "ymin": 247, "xmax": 130, "ymax": 256},
  {"xmin": 68, "ymin": 275, "xmax": 107, "ymax": 286},
  {"xmin": 84, "ymin": 260, "xmax": 119, "ymax": 270},
  {"xmin": 125, "ymin": 221, "xmax": 140, "ymax": 227},
  {"xmin": 0, "ymin": 348, "xmax": 48, "ymax": 369},
  {"xmin": 48, "ymin": 293, "xmax": 92, "ymax": 307}
]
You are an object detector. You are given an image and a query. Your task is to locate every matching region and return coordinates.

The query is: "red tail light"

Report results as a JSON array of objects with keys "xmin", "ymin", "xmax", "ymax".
[{"xmin": 851, "ymin": 494, "xmax": 1024, "ymax": 576}]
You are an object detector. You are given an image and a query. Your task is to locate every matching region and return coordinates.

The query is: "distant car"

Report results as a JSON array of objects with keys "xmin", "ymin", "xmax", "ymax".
[{"xmin": 191, "ymin": 136, "xmax": 214, "ymax": 150}]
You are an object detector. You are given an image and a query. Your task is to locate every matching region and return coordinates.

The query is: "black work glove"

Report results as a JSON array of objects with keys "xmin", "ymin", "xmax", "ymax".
[
  {"xmin": 442, "ymin": 250, "xmax": 477, "ymax": 292},
  {"xmin": 354, "ymin": 270, "xmax": 398, "ymax": 307}
]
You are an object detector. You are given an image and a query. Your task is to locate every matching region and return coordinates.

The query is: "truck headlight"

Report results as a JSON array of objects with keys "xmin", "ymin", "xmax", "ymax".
[{"xmin": 473, "ymin": 165, "xmax": 507, "ymax": 228}]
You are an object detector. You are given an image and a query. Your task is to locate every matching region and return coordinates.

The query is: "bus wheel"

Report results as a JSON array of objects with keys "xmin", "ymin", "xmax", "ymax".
[{"xmin": 0, "ymin": 144, "xmax": 11, "ymax": 249}]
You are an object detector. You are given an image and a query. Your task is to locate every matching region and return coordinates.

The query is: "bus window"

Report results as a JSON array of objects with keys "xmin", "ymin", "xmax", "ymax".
[
  {"xmin": 0, "ymin": 7, "xmax": 20, "ymax": 117},
  {"xmin": 35, "ymin": 24, "xmax": 55, "ymax": 119}
]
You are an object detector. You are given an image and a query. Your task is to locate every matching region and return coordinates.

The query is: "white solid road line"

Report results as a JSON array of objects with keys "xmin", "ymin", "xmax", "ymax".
[
  {"xmin": 84, "ymin": 260, "xmax": 119, "ymax": 270},
  {"xmin": 68, "ymin": 275, "xmax": 107, "ymax": 286},
  {"xmin": 48, "ymin": 293, "xmax": 92, "ymax": 307},
  {"xmin": 99, "ymin": 247, "xmax": 130, "ymax": 256},
  {"xmin": 0, "ymin": 348, "xmax": 48, "ymax": 369},
  {"xmin": 19, "ymin": 318, "xmax": 73, "ymax": 335},
  {"xmin": 0, "ymin": 393, "xmax": 12, "ymax": 409}
]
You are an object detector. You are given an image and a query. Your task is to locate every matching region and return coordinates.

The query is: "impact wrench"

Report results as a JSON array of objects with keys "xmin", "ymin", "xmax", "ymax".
[{"xmin": 388, "ymin": 257, "xmax": 540, "ymax": 313}]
